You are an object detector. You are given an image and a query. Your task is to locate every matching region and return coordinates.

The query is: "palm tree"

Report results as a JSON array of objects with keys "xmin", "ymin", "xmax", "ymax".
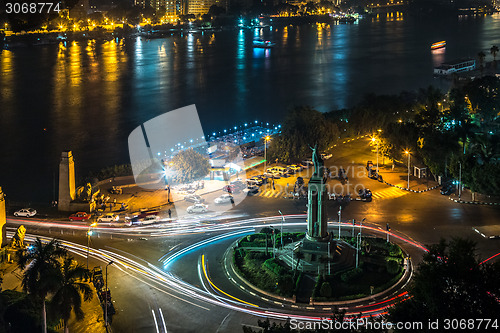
[
  {"xmin": 50, "ymin": 257, "xmax": 93, "ymax": 333},
  {"xmin": 17, "ymin": 238, "xmax": 68, "ymax": 333},
  {"xmin": 491, "ymin": 45, "xmax": 499, "ymax": 62}
]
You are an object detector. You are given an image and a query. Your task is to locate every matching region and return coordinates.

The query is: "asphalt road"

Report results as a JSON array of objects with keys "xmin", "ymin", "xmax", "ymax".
[{"xmin": 6, "ymin": 137, "xmax": 500, "ymax": 332}]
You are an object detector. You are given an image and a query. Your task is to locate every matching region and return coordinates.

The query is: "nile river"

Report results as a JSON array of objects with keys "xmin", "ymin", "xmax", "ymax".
[{"xmin": 1, "ymin": 12, "xmax": 500, "ymax": 202}]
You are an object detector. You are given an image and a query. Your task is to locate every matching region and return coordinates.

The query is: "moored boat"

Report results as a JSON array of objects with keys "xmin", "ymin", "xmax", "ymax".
[
  {"xmin": 431, "ymin": 41, "xmax": 446, "ymax": 50},
  {"xmin": 253, "ymin": 39, "xmax": 275, "ymax": 48}
]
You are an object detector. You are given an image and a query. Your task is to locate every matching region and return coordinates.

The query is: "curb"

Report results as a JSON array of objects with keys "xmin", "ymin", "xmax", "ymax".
[
  {"xmin": 448, "ymin": 197, "xmax": 500, "ymax": 206},
  {"xmin": 382, "ymin": 180, "xmax": 439, "ymax": 193}
]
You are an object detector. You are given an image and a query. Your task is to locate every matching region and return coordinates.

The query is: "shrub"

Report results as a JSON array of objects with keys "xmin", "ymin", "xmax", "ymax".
[
  {"xmin": 388, "ymin": 243, "xmax": 402, "ymax": 257},
  {"xmin": 386, "ymin": 260, "xmax": 400, "ymax": 275},
  {"xmin": 341, "ymin": 267, "xmax": 363, "ymax": 283},
  {"xmin": 320, "ymin": 282, "xmax": 332, "ymax": 298}
]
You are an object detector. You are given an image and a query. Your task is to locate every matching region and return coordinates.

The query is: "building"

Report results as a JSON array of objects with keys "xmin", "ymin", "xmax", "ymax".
[
  {"xmin": 187, "ymin": 0, "xmax": 226, "ymax": 15},
  {"xmin": 135, "ymin": 0, "xmax": 177, "ymax": 17},
  {"xmin": 434, "ymin": 58, "xmax": 476, "ymax": 76}
]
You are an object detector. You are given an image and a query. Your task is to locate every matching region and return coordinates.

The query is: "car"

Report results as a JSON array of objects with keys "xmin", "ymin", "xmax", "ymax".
[
  {"xmin": 230, "ymin": 180, "xmax": 247, "ymax": 190},
  {"xmin": 69, "ymin": 212, "xmax": 91, "ymax": 221},
  {"xmin": 184, "ymin": 194, "xmax": 204, "ymax": 203},
  {"xmin": 321, "ymin": 153, "xmax": 333, "ymax": 160},
  {"xmin": 98, "ymin": 213, "xmax": 119, "ymax": 223},
  {"xmin": 142, "ymin": 215, "xmax": 159, "ymax": 224},
  {"xmin": 440, "ymin": 184, "xmax": 455, "ymax": 195},
  {"xmin": 137, "ymin": 209, "xmax": 159, "ymax": 219},
  {"xmin": 246, "ymin": 179, "xmax": 260, "ymax": 187},
  {"xmin": 215, "ymin": 194, "xmax": 234, "ymax": 204},
  {"xmin": 266, "ymin": 166, "xmax": 288, "ymax": 176},
  {"xmin": 223, "ymin": 184, "xmax": 241, "ymax": 194},
  {"xmin": 14, "ymin": 208, "xmax": 37, "ymax": 217},
  {"xmin": 246, "ymin": 185, "xmax": 259, "ymax": 195},
  {"xmin": 263, "ymin": 171, "xmax": 281, "ymax": 179},
  {"xmin": 287, "ymin": 164, "xmax": 302, "ymax": 173},
  {"xmin": 186, "ymin": 203, "xmax": 208, "ymax": 214}
]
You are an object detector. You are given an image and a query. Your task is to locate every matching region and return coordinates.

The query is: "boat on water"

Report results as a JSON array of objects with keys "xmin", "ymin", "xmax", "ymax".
[
  {"xmin": 253, "ymin": 39, "xmax": 275, "ymax": 48},
  {"xmin": 431, "ymin": 41, "xmax": 446, "ymax": 50}
]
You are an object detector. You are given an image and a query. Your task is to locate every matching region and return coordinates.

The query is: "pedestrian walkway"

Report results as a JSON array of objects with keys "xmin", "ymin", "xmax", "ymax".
[
  {"xmin": 257, "ymin": 188, "xmax": 288, "ymax": 199},
  {"xmin": 371, "ymin": 187, "xmax": 409, "ymax": 200},
  {"xmin": 377, "ymin": 166, "xmax": 439, "ymax": 193}
]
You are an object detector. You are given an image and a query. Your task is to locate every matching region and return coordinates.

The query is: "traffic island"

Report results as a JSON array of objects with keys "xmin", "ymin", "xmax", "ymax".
[{"xmin": 229, "ymin": 231, "xmax": 411, "ymax": 306}]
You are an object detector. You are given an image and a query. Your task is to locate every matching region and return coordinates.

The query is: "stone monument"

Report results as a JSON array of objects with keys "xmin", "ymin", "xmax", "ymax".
[
  {"xmin": 299, "ymin": 145, "xmax": 340, "ymax": 267},
  {"xmin": 58, "ymin": 151, "xmax": 76, "ymax": 211}
]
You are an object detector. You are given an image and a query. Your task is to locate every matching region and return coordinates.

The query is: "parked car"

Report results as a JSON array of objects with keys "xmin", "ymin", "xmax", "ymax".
[
  {"xmin": 287, "ymin": 164, "xmax": 302, "ymax": 173},
  {"xmin": 263, "ymin": 171, "xmax": 281, "ymax": 179},
  {"xmin": 215, "ymin": 194, "xmax": 234, "ymax": 204},
  {"xmin": 98, "ymin": 213, "xmax": 119, "ymax": 223},
  {"xmin": 14, "ymin": 208, "xmax": 37, "ymax": 217},
  {"xmin": 230, "ymin": 180, "xmax": 247, "ymax": 190},
  {"xmin": 186, "ymin": 203, "xmax": 208, "ymax": 214},
  {"xmin": 184, "ymin": 194, "xmax": 204, "ymax": 203},
  {"xmin": 440, "ymin": 183, "xmax": 455, "ymax": 195},
  {"xmin": 69, "ymin": 212, "xmax": 91, "ymax": 221},
  {"xmin": 246, "ymin": 185, "xmax": 259, "ymax": 195},
  {"xmin": 247, "ymin": 179, "xmax": 260, "ymax": 187},
  {"xmin": 223, "ymin": 184, "xmax": 241, "ymax": 194}
]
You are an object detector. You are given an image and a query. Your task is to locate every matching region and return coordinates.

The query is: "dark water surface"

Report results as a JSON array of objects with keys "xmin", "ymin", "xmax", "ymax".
[{"xmin": 1, "ymin": 13, "xmax": 500, "ymax": 202}]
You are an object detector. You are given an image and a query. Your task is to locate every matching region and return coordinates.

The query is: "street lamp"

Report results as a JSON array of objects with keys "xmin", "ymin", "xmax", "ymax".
[
  {"xmin": 278, "ymin": 210, "xmax": 285, "ymax": 250},
  {"xmin": 86, "ymin": 222, "xmax": 97, "ymax": 269},
  {"xmin": 105, "ymin": 261, "xmax": 114, "ymax": 327},
  {"xmin": 264, "ymin": 135, "xmax": 270, "ymax": 172},
  {"xmin": 404, "ymin": 150, "xmax": 411, "ymax": 189},
  {"xmin": 337, "ymin": 207, "xmax": 341, "ymax": 240}
]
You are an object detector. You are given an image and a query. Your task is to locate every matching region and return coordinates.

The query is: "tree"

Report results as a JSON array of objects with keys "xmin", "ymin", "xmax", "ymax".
[
  {"xmin": 491, "ymin": 45, "xmax": 499, "ymax": 62},
  {"xmin": 171, "ymin": 148, "xmax": 210, "ymax": 184},
  {"xmin": 268, "ymin": 106, "xmax": 339, "ymax": 164},
  {"xmin": 50, "ymin": 257, "xmax": 93, "ymax": 333},
  {"xmin": 389, "ymin": 238, "xmax": 500, "ymax": 329},
  {"xmin": 17, "ymin": 238, "xmax": 68, "ymax": 333}
]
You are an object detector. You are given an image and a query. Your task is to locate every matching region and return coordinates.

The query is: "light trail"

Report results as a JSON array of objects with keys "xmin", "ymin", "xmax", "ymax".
[{"xmin": 9, "ymin": 214, "xmax": 430, "ymax": 323}]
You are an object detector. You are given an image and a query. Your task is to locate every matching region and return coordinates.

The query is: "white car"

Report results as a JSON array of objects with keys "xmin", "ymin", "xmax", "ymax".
[
  {"xmin": 186, "ymin": 203, "xmax": 208, "ymax": 214},
  {"xmin": 98, "ymin": 213, "xmax": 119, "ymax": 223},
  {"xmin": 14, "ymin": 208, "xmax": 37, "ymax": 217},
  {"xmin": 214, "ymin": 194, "xmax": 234, "ymax": 204}
]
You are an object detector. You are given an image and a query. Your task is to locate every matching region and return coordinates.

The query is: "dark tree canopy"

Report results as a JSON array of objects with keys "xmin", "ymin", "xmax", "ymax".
[
  {"xmin": 171, "ymin": 148, "xmax": 210, "ymax": 184},
  {"xmin": 268, "ymin": 106, "xmax": 339, "ymax": 164},
  {"xmin": 389, "ymin": 238, "xmax": 500, "ymax": 329}
]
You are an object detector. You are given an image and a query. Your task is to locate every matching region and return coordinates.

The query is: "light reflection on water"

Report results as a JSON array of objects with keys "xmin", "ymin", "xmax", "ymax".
[{"xmin": 1, "ymin": 14, "xmax": 500, "ymax": 201}]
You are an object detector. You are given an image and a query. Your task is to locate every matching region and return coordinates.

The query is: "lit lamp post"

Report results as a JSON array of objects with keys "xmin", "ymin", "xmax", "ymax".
[
  {"xmin": 264, "ymin": 135, "xmax": 270, "ymax": 172},
  {"xmin": 404, "ymin": 150, "xmax": 411, "ymax": 189},
  {"xmin": 105, "ymin": 261, "xmax": 114, "ymax": 327},
  {"xmin": 86, "ymin": 222, "xmax": 97, "ymax": 269}
]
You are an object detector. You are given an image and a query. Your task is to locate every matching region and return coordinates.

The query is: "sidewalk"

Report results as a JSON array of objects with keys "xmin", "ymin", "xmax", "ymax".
[
  {"xmin": 377, "ymin": 166, "xmax": 439, "ymax": 193},
  {"xmin": 448, "ymin": 188, "xmax": 500, "ymax": 206}
]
